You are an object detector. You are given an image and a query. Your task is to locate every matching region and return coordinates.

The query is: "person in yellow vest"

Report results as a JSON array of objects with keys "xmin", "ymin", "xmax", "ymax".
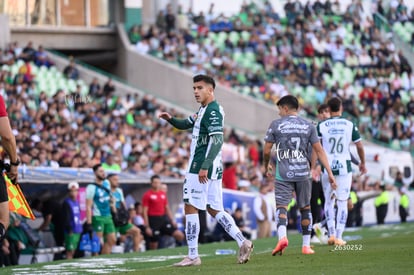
[
  {"xmin": 375, "ymin": 184, "xmax": 389, "ymax": 225},
  {"xmin": 346, "ymin": 187, "xmax": 361, "ymax": 227},
  {"xmin": 399, "ymin": 187, "xmax": 410, "ymax": 223}
]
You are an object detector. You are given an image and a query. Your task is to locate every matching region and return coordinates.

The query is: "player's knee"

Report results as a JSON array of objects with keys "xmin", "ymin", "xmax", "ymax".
[
  {"xmin": 276, "ymin": 207, "xmax": 288, "ymax": 227},
  {"xmin": 300, "ymin": 208, "xmax": 312, "ymax": 226},
  {"xmin": 276, "ymin": 207, "xmax": 287, "ymax": 219}
]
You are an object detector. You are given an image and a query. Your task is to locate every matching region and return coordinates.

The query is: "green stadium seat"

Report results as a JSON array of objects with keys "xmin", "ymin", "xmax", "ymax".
[
  {"xmin": 229, "ymin": 31, "xmax": 240, "ymax": 44},
  {"xmin": 241, "ymin": 31, "xmax": 250, "ymax": 42}
]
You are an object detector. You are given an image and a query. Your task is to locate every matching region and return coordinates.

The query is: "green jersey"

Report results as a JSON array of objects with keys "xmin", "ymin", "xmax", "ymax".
[{"xmin": 187, "ymin": 100, "xmax": 224, "ymax": 179}]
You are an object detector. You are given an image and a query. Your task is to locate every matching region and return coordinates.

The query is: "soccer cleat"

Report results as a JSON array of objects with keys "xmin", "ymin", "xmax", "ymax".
[
  {"xmin": 272, "ymin": 237, "xmax": 289, "ymax": 256},
  {"xmin": 327, "ymin": 236, "xmax": 336, "ymax": 245},
  {"xmin": 302, "ymin": 246, "xmax": 315, "ymax": 255},
  {"xmin": 238, "ymin": 240, "xmax": 254, "ymax": 264},
  {"xmin": 334, "ymin": 239, "xmax": 347, "ymax": 246},
  {"xmin": 173, "ymin": 256, "xmax": 202, "ymax": 267}
]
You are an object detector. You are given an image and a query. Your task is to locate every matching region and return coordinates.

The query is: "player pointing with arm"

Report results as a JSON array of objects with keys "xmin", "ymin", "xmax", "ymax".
[{"xmin": 159, "ymin": 74, "xmax": 253, "ymax": 266}]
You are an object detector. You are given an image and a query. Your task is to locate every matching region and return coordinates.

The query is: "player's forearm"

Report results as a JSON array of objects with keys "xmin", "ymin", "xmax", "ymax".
[
  {"xmin": 142, "ymin": 208, "xmax": 149, "ymax": 226},
  {"xmin": 317, "ymin": 150, "xmax": 334, "ymax": 177},
  {"xmin": 168, "ymin": 117, "xmax": 193, "ymax": 130},
  {"xmin": 86, "ymin": 207, "xmax": 92, "ymax": 224},
  {"xmin": 310, "ymin": 150, "xmax": 318, "ymax": 170},
  {"xmin": 356, "ymin": 145, "xmax": 365, "ymax": 165},
  {"xmin": 201, "ymin": 134, "xmax": 223, "ymax": 170},
  {"xmin": 350, "ymin": 152, "xmax": 360, "ymax": 165},
  {"xmin": 263, "ymin": 142, "xmax": 272, "ymax": 169}
]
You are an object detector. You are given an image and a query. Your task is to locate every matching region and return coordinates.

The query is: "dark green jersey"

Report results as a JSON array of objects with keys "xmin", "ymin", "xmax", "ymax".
[{"xmin": 187, "ymin": 100, "xmax": 224, "ymax": 179}]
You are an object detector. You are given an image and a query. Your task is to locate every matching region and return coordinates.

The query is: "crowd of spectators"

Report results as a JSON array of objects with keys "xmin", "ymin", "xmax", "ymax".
[{"xmin": 128, "ymin": 0, "xmax": 414, "ymax": 152}]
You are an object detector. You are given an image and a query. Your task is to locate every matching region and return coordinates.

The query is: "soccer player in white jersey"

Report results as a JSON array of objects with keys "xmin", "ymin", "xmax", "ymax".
[
  {"xmin": 317, "ymin": 97, "xmax": 367, "ymax": 246},
  {"xmin": 159, "ymin": 74, "xmax": 253, "ymax": 266}
]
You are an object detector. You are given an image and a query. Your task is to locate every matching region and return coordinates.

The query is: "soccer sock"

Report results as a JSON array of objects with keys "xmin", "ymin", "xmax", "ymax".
[
  {"xmin": 185, "ymin": 214, "xmax": 200, "ymax": 259},
  {"xmin": 336, "ymin": 200, "xmax": 348, "ymax": 240},
  {"xmin": 215, "ymin": 211, "xmax": 245, "ymax": 247},
  {"xmin": 325, "ymin": 197, "xmax": 336, "ymax": 237},
  {"xmin": 301, "ymin": 208, "xmax": 312, "ymax": 247},
  {"xmin": 276, "ymin": 207, "xmax": 288, "ymax": 240}
]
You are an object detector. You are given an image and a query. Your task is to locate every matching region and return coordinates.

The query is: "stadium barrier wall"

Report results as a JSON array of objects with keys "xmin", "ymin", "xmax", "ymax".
[{"xmin": 115, "ymin": 23, "xmax": 279, "ymax": 137}]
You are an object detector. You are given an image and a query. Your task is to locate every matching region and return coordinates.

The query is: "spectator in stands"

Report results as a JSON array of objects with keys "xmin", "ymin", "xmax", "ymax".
[
  {"xmin": 61, "ymin": 181, "xmax": 82, "ymax": 259},
  {"xmin": 34, "ymin": 45, "xmax": 54, "ymax": 68},
  {"xmin": 128, "ymin": 24, "xmax": 142, "ymax": 44},
  {"xmin": 63, "ymin": 57, "xmax": 79, "ymax": 80}
]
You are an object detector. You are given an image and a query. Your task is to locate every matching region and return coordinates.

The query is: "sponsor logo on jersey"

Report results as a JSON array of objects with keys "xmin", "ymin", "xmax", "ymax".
[
  {"xmin": 328, "ymin": 128, "xmax": 345, "ymax": 135},
  {"xmin": 275, "ymin": 142, "xmax": 306, "ymax": 162}
]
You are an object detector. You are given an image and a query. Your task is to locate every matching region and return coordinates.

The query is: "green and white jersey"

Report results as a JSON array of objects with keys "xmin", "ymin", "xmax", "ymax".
[
  {"xmin": 187, "ymin": 100, "xmax": 224, "ymax": 179},
  {"xmin": 317, "ymin": 116, "xmax": 361, "ymax": 175}
]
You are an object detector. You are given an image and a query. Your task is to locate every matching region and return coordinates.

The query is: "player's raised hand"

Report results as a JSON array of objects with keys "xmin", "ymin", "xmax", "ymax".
[{"xmin": 158, "ymin": 112, "xmax": 172, "ymax": 121}]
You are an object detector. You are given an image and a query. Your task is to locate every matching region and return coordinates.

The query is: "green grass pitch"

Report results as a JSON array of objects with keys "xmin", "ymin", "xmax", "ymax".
[{"xmin": 4, "ymin": 222, "xmax": 414, "ymax": 275}]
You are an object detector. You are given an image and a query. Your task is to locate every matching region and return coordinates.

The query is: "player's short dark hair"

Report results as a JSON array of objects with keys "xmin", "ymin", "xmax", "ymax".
[
  {"xmin": 150, "ymin": 174, "xmax": 160, "ymax": 183},
  {"xmin": 107, "ymin": 173, "xmax": 118, "ymax": 179},
  {"xmin": 317, "ymin": 103, "xmax": 329, "ymax": 114},
  {"xmin": 92, "ymin": 163, "xmax": 101, "ymax": 172},
  {"xmin": 277, "ymin": 95, "xmax": 299, "ymax": 110},
  {"xmin": 193, "ymin": 74, "xmax": 216, "ymax": 89},
  {"xmin": 327, "ymin": 97, "xmax": 342, "ymax": 112}
]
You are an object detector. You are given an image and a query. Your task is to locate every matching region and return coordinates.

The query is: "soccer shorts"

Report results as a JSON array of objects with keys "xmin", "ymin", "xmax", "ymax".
[
  {"xmin": 92, "ymin": 216, "xmax": 116, "ymax": 235},
  {"xmin": 148, "ymin": 215, "xmax": 177, "ymax": 242},
  {"xmin": 117, "ymin": 223, "xmax": 133, "ymax": 235},
  {"xmin": 183, "ymin": 173, "xmax": 224, "ymax": 211},
  {"xmin": 274, "ymin": 179, "xmax": 311, "ymax": 208},
  {"xmin": 64, "ymin": 233, "xmax": 81, "ymax": 251},
  {"xmin": 322, "ymin": 172, "xmax": 352, "ymax": 201}
]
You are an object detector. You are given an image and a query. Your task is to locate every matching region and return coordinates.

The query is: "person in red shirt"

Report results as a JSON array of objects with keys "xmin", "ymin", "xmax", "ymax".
[
  {"xmin": 0, "ymin": 94, "xmax": 20, "ymax": 243},
  {"xmin": 142, "ymin": 175, "xmax": 184, "ymax": 249}
]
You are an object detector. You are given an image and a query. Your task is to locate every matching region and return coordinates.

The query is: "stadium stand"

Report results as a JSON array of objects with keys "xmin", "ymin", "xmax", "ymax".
[{"xmin": 127, "ymin": 1, "xmax": 414, "ymax": 153}]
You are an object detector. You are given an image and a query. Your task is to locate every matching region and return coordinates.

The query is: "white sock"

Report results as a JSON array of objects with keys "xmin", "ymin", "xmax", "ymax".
[
  {"xmin": 336, "ymin": 200, "xmax": 348, "ymax": 240},
  {"xmin": 325, "ymin": 198, "xmax": 336, "ymax": 237},
  {"xmin": 277, "ymin": 225, "xmax": 287, "ymax": 240},
  {"xmin": 215, "ymin": 211, "xmax": 245, "ymax": 247},
  {"xmin": 185, "ymin": 214, "xmax": 199, "ymax": 259},
  {"xmin": 302, "ymin": 235, "xmax": 311, "ymax": 247}
]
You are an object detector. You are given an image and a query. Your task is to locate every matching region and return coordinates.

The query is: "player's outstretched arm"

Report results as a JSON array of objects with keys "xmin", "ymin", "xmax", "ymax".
[{"xmin": 158, "ymin": 112, "xmax": 193, "ymax": 130}]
